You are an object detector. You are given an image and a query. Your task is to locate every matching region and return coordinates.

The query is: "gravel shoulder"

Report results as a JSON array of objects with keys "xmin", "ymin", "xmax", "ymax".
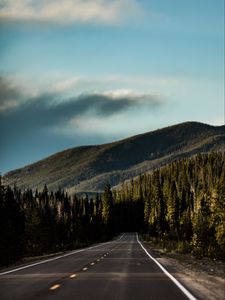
[{"xmin": 143, "ymin": 241, "xmax": 225, "ymax": 300}]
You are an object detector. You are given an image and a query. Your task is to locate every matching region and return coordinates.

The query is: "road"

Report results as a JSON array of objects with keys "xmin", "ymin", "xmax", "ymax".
[{"xmin": 0, "ymin": 233, "xmax": 197, "ymax": 300}]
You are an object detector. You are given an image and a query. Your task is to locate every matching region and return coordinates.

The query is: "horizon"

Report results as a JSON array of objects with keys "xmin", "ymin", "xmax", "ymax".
[{"xmin": 0, "ymin": 0, "xmax": 224, "ymax": 173}]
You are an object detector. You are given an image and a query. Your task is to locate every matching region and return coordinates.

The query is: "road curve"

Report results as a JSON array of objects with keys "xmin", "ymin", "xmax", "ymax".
[{"xmin": 0, "ymin": 233, "xmax": 197, "ymax": 300}]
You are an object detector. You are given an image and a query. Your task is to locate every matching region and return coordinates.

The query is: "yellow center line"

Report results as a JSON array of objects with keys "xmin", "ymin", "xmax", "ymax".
[{"xmin": 49, "ymin": 284, "xmax": 60, "ymax": 290}]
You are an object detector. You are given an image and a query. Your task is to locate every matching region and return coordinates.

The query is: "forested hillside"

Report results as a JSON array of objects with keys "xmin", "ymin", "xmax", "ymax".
[
  {"xmin": 113, "ymin": 152, "xmax": 225, "ymax": 258},
  {"xmin": 4, "ymin": 122, "xmax": 225, "ymax": 193},
  {"xmin": 0, "ymin": 152, "xmax": 224, "ymax": 267}
]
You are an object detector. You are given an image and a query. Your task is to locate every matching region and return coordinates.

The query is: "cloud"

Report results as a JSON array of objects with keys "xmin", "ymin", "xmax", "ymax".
[
  {"xmin": 101, "ymin": 89, "xmax": 162, "ymax": 104},
  {"xmin": 0, "ymin": 89, "xmax": 163, "ymax": 127},
  {"xmin": 0, "ymin": 76, "xmax": 20, "ymax": 111},
  {"xmin": 0, "ymin": 0, "xmax": 142, "ymax": 25},
  {"xmin": 0, "ymin": 75, "xmax": 34, "ymax": 111},
  {"xmin": 46, "ymin": 74, "xmax": 181, "ymax": 99},
  {"xmin": 0, "ymin": 73, "xmax": 177, "ymax": 111},
  {"xmin": 0, "ymin": 75, "xmax": 163, "ymax": 144},
  {"xmin": 48, "ymin": 76, "xmax": 83, "ymax": 94},
  {"xmin": 0, "ymin": 75, "xmax": 41, "ymax": 111}
]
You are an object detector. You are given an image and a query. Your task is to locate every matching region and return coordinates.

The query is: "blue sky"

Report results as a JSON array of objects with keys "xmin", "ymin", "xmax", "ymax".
[{"xmin": 0, "ymin": 0, "xmax": 224, "ymax": 173}]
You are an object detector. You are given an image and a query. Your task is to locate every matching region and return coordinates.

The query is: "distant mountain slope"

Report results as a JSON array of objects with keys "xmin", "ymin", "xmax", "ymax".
[{"xmin": 4, "ymin": 122, "xmax": 225, "ymax": 193}]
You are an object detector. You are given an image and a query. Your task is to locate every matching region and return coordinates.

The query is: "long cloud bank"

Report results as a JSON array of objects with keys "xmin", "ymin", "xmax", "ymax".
[
  {"xmin": 0, "ymin": 75, "xmax": 163, "ymax": 136},
  {"xmin": 0, "ymin": 0, "xmax": 142, "ymax": 25}
]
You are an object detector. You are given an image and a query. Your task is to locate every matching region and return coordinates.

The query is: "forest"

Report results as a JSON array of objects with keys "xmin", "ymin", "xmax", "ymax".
[
  {"xmin": 0, "ymin": 152, "xmax": 224, "ymax": 267},
  {"xmin": 113, "ymin": 152, "xmax": 225, "ymax": 258}
]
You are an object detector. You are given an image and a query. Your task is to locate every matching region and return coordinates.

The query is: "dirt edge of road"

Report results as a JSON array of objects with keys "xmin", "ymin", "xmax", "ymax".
[{"xmin": 143, "ymin": 241, "xmax": 225, "ymax": 300}]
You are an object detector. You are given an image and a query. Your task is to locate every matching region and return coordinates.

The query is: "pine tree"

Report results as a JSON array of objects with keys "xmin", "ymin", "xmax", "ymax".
[{"xmin": 102, "ymin": 184, "xmax": 113, "ymax": 234}]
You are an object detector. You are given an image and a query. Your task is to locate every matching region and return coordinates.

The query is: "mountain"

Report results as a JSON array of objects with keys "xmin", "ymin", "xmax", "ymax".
[{"xmin": 4, "ymin": 122, "xmax": 225, "ymax": 193}]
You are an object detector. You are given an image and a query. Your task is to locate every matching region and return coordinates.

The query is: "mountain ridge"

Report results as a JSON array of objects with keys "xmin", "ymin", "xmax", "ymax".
[{"xmin": 4, "ymin": 121, "xmax": 225, "ymax": 193}]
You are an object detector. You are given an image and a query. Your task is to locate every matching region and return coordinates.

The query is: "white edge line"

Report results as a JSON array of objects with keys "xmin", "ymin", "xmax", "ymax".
[
  {"xmin": 0, "ymin": 233, "xmax": 125, "ymax": 276},
  {"xmin": 136, "ymin": 233, "xmax": 198, "ymax": 300}
]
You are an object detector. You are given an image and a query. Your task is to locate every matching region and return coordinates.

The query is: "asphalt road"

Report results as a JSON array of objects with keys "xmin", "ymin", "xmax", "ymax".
[{"xmin": 0, "ymin": 233, "xmax": 197, "ymax": 300}]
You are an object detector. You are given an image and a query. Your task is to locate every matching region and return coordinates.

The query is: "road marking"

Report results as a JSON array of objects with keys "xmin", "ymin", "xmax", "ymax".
[
  {"xmin": 90, "ymin": 262, "xmax": 95, "ymax": 265},
  {"xmin": 136, "ymin": 233, "xmax": 198, "ymax": 300},
  {"xmin": 70, "ymin": 274, "xmax": 76, "ymax": 278},
  {"xmin": 82, "ymin": 267, "xmax": 88, "ymax": 271},
  {"xmin": 49, "ymin": 284, "xmax": 60, "ymax": 290},
  {"xmin": 0, "ymin": 233, "xmax": 125, "ymax": 277},
  {"xmin": 97, "ymin": 259, "xmax": 100, "ymax": 262}
]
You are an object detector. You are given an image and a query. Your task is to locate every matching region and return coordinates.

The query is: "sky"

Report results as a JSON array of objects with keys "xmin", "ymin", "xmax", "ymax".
[{"xmin": 0, "ymin": 0, "xmax": 224, "ymax": 174}]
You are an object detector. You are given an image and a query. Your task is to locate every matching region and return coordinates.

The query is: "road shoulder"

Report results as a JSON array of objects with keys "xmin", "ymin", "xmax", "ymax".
[{"xmin": 142, "ymin": 241, "xmax": 225, "ymax": 300}]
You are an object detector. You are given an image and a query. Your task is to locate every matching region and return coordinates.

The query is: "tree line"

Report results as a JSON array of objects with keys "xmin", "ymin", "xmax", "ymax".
[
  {"xmin": 0, "ymin": 152, "xmax": 224, "ymax": 266},
  {"xmin": 0, "ymin": 182, "xmax": 113, "ymax": 266},
  {"xmin": 0, "ymin": 179, "xmax": 143, "ymax": 266}
]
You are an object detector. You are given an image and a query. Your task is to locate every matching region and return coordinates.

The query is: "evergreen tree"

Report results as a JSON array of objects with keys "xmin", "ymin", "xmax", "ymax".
[{"xmin": 102, "ymin": 184, "xmax": 113, "ymax": 234}]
